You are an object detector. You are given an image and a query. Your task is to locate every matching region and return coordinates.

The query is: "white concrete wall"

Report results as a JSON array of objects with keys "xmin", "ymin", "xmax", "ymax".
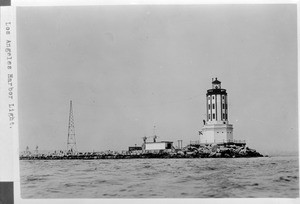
[
  {"xmin": 145, "ymin": 143, "xmax": 166, "ymax": 150},
  {"xmin": 222, "ymin": 95, "xmax": 227, "ymax": 122},
  {"xmin": 201, "ymin": 124, "xmax": 233, "ymax": 143},
  {"xmin": 206, "ymin": 93, "xmax": 229, "ymax": 125},
  {"xmin": 225, "ymin": 95, "xmax": 228, "ymax": 121},
  {"xmin": 227, "ymin": 128, "xmax": 233, "ymax": 141},
  {"xmin": 213, "ymin": 128, "xmax": 231, "ymax": 143},
  {"xmin": 201, "ymin": 129, "xmax": 215, "ymax": 143},
  {"xmin": 212, "ymin": 95, "xmax": 216, "ymax": 122},
  {"xmin": 216, "ymin": 94, "xmax": 221, "ymax": 122}
]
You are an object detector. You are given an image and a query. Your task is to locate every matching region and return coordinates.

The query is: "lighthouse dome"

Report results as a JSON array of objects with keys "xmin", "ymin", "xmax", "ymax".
[
  {"xmin": 212, "ymin": 78, "xmax": 221, "ymax": 89},
  {"xmin": 212, "ymin": 78, "xmax": 221, "ymax": 84}
]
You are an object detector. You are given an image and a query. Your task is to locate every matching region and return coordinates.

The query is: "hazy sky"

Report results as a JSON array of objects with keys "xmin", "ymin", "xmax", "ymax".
[{"xmin": 17, "ymin": 5, "xmax": 297, "ymax": 154}]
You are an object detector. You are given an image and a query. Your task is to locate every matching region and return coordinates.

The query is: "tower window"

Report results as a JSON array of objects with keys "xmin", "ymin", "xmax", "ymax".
[
  {"xmin": 213, "ymin": 114, "xmax": 215, "ymax": 119},
  {"xmin": 208, "ymin": 104, "xmax": 210, "ymax": 109},
  {"xmin": 208, "ymin": 114, "xmax": 210, "ymax": 120},
  {"xmin": 212, "ymin": 96, "xmax": 214, "ymax": 99},
  {"xmin": 223, "ymin": 113, "xmax": 225, "ymax": 119},
  {"xmin": 212, "ymin": 104, "xmax": 215, "ymax": 109},
  {"xmin": 222, "ymin": 104, "xmax": 225, "ymax": 109},
  {"xmin": 222, "ymin": 96, "xmax": 225, "ymax": 99}
]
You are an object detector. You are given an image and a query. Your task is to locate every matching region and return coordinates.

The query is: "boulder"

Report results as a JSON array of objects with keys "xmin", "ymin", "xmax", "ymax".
[
  {"xmin": 209, "ymin": 152, "xmax": 216, "ymax": 157},
  {"xmin": 211, "ymin": 144, "xmax": 219, "ymax": 152},
  {"xmin": 224, "ymin": 153, "xmax": 231, "ymax": 158},
  {"xmin": 203, "ymin": 149, "xmax": 211, "ymax": 154},
  {"xmin": 219, "ymin": 147, "xmax": 230, "ymax": 152}
]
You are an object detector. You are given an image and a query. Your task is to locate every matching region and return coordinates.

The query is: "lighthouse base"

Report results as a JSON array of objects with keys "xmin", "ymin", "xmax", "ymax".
[{"xmin": 201, "ymin": 124, "xmax": 233, "ymax": 144}]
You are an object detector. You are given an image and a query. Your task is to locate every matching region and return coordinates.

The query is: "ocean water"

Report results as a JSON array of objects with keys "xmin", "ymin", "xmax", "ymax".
[{"xmin": 20, "ymin": 155, "xmax": 299, "ymax": 198}]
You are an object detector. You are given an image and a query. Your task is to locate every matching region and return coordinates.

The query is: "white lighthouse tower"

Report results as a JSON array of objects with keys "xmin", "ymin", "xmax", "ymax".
[{"xmin": 201, "ymin": 78, "xmax": 233, "ymax": 144}]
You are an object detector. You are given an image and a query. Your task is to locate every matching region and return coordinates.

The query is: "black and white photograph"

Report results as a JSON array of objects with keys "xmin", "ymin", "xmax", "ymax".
[{"xmin": 14, "ymin": 3, "xmax": 298, "ymax": 199}]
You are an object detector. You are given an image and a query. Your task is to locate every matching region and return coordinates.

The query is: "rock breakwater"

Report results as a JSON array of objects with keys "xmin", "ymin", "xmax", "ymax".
[{"xmin": 20, "ymin": 144, "xmax": 264, "ymax": 160}]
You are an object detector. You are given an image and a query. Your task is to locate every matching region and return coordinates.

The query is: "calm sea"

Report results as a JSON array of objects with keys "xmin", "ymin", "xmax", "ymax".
[{"xmin": 20, "ymin": 155, "xmax": 299, "ymax": 198}]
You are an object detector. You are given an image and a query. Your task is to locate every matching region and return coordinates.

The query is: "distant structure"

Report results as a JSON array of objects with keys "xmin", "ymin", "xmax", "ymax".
[
  {"xmin": 25, "ymin": 146, "xmax": 30, "ymax": 155},
  {"xmin": 34, "ymin": 145, "xmax": 38, "ymax": 155},
  {"xmin": 67, "ymin": 100, "xmax": 77, "ymax": 154},
  {"xmin": 128, "ymin": 145, "xmax": 142, "ymax": 151},
  {"xmin": 140, "ymin": 126, "xmax": 173, "ymax": 151},
  {"xmin": 201, "ymin": 78, "xmax": 234, "ymax": 144},
  {"xmin": 177, "ymin": 140, "xmax": 183, "ymax": 149},
  {"xmin": 144, "ymin": 141, "xmax": 173, "ymax": 151}
]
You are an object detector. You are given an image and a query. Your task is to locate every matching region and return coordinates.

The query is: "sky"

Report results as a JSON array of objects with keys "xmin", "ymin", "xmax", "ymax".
[{"xmin": 17, "ymin": 4, "xmax": 297, "ymax": 154}]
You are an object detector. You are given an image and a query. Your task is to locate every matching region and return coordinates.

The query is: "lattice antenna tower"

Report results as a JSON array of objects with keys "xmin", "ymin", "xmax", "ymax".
[{"xmin": 67, "ymin": 100, "xmax": 77, "ymax": 154}]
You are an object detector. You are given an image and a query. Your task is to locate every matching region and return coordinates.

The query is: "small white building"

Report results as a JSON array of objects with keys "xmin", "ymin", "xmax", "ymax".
[
  {"xmin": 201, "ymin": 78, "xmax": 234, "ymax": 144},
  {"xmin": 145, "ymin": 141, "xmax": 173, "ymax": 151}
]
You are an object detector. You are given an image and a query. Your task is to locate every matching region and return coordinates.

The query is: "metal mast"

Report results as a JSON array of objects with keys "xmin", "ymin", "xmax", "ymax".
[
  {"xmin": 67, "ymin": 100, "xmax": 77, "ymax": 154},
  {"xmin": 153, "ymin": 125, "xmax": 158, "ymax": 142}
]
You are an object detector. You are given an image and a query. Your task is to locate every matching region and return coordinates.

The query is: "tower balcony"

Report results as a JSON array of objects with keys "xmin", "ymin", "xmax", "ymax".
[
  {"xmin": 199, "ymin": 139, "xmax": 246, "ymax": 146},
  {"xmin": 206, "ymin": 88, "xmax": 227, "ymax": 96},
  {"xmin": 202, "ymin": 123, "xmax": 233, "ymax": 129}
]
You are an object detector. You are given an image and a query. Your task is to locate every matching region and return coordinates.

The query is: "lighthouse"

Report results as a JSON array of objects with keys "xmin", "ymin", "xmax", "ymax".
[{"xmin": 201, "ymin": 78, "xmax": 233, "ymax": 144}]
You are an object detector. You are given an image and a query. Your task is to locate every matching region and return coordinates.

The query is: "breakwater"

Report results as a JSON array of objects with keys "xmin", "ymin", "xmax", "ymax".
[{"xmin": 19, "ymin": 144, "xmax": 264, "ymax": 160}]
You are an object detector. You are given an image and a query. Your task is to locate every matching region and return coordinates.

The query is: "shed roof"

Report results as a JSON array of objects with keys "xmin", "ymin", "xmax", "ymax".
[{"xmin": 146, "ymin": 141, "xmax": 173, "ymax": 144}]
